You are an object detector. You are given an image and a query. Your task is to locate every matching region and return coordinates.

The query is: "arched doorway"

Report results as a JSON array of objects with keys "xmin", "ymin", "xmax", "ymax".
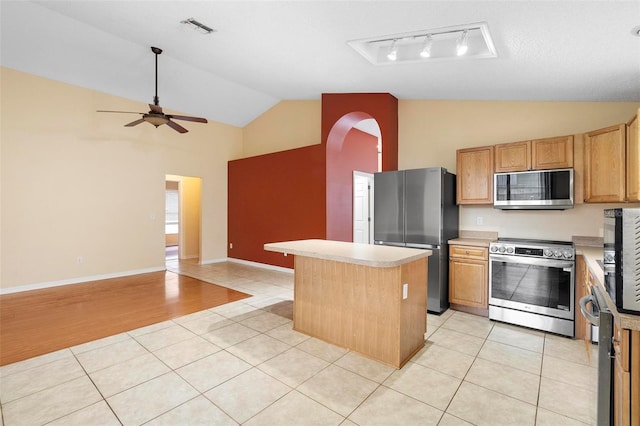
[{"xmin": 325, "ymin": 113, "xmax": 380, "ymax": 241}]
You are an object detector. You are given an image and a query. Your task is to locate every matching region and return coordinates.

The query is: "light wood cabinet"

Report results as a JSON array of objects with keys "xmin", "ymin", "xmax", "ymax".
[
  {"xmin": 613, "ymin": 324, "xmax": 640, "ymax": 426},
  {"xmin": 449, "ymin": 244, "xmax": 488, "ymax": 316},
  {"xmin": 456, "ymin": 146, "xmax": 494, "ymax": 205},
  {"xmin": 574, "ymin": 255, "xmax": 591, "ymax": 341},
  {"xmin": 531, "ymin": 135, "xmax": 574, "ymax": 170},
  {"xmin": 494, "ymin": 136, "xmax": 574, "ymax": 172},
  {"xmin": 495, "ymin": 141, "xmax": 530, "ymax": 172},
  {"xmin": 584, "ymin": 124, "xmax": 626, "ymax": 203},
  {"xmin": 627, "ymin": 112, "xmax": 639, "ymax": 202}
]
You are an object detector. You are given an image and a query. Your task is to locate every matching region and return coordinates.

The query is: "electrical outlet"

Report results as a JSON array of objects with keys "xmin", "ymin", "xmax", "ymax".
[
  {"xmin": 476, "ymin": 216, "xmax": 484, "ymax": 225},
  {"xmin": 76, "ymin": 256, "xmax": 84, "ymax": 264},
  {"xmin": 402, "ymin": 283, "xmax": 408, "ymax": 299},
  {"xmin": 229, "ymin": 242, "xmax": 233, "ymax": 249}
]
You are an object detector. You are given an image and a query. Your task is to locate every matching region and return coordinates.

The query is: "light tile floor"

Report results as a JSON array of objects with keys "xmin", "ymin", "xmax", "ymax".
[{"xmin": 0, "ymin": 260, "xmax": 598, "ymax": 425}]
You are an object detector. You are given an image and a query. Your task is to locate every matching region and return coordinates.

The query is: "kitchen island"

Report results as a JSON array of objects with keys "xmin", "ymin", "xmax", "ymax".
[{"xmin": 264, "ymin": 239, "xmax": 431, "ymax": 368}]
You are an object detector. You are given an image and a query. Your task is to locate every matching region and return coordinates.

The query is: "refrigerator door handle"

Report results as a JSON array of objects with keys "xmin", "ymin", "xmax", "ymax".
[{"xmin": 406, "ymin": 243, "xmax": 440, "ymax": 250}]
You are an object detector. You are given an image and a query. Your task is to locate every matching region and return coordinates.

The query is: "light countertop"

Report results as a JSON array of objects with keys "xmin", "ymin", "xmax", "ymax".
[
  {"xmin": 264, "ymin": 239, "xmax": 431, "ymax": 268},
  {"xmin": 449, "ymin": 230, "xmax": 497, "ymax": 248},
  {"xmin": 576, "ymin": 245, "xmax": 640, "ymax": 331},
  {"xmin": 448, "ymin": 237, "xmax": 493, "ymax": 248}
]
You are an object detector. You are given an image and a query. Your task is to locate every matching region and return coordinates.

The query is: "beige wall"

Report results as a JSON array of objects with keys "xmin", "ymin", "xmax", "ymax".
[
  {"xmin": 242, "ymin": 100, "xmax": 321, "ymax": 157},
  {"xmin": 398, "ymin": 100, "xmax": 640, "ymax": 240},
  {"xmin": 2, "ymin": 68, "xmax": 638, "ymax": 292},
  {"xmin": 242, "ymin": 98, "xmax": 640, "ymax": 242},
  {"xmin": 1, "ymin": 67, "xmax": 243, "ymax": 292}
]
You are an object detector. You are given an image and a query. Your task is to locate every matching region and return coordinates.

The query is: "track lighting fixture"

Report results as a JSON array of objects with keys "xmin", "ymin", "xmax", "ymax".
[
  {"xmin": 456, "ymin": 30, "xmax": 469, "ymax": 56},
  {"xmin": 419, "ymin": 35, "xmax": 432, "ymax": 58},
  {"xmin": 348, "ymin": 22, "xmax": 497, "ymax": 65},
  {"xmin": 387, "ymin": 39, "xmax": 398, "ymax": 61}
]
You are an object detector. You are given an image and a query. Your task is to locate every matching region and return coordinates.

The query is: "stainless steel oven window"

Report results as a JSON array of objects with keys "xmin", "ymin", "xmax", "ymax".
[{"xmin": 489, "ymin": 254, "xmax": 575, "ymax": 320}]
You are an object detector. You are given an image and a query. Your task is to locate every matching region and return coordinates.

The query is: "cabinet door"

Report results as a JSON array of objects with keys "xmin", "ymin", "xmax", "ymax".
[
  {"xmin": 494, "ymin": 141, "xmax": 531, "ymax": 172},
  {"xmin": 627, "ymin": 113, "xmax": 639, "ymax": 202},
  {"xmin": 584, "ymin": 124, "xmax": 626, "ymax": 203},
  {"xmin": 449, "ymin": 258, "xmax": 487, "ymax": 308},
  {"xmin": 531, "ymin": 135, "xmax": 574, "ymax": 170},
  {"xmin": 456, "ymin": 146, "xmax": 494, "ymax": 204},
  {"xmin": 449, "ymin": 245, "xmax": 488, "ymax": 261},
  {"xmin": 574, "ymin": 256, "xmax": 590, "ymax": 341},
  {"xmin": 613, "ymin": 325, "xmax": 631, "ymax": 426}
]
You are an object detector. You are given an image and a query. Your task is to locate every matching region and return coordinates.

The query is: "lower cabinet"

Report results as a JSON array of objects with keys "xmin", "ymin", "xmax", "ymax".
[
  {"xmin": 574, "ymin": 255, "xmax": 591, "ymax": 340},
  {"xmin": 449, "ymin": 245, "xmax": 488, "ymax": 316},
  {"xmin": 613, "ymin": 324, "xmax": 640, "ymax": 426}
]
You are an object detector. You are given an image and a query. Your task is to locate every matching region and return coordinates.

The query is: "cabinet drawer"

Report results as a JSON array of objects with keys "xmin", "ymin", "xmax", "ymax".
[{"xmin": 449, "ymin": 245, "xmax": 488, "ymax": 260}]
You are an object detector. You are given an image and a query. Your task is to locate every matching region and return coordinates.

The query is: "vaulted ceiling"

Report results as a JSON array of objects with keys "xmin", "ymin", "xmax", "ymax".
[{"xmin": 2, "ymin": 1, "xmax": 639, "ymax": 127}]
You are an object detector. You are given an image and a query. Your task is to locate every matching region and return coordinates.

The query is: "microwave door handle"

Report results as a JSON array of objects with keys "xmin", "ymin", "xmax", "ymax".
[{"xmin": 579, "ymin": 295, "xmax": 600, "ymax": 327}]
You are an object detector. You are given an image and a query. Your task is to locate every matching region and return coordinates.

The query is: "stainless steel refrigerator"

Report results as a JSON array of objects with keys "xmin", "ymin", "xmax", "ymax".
[{"xmin": 374, "ymin": 167, "xmax": 459, "ymax": 314}]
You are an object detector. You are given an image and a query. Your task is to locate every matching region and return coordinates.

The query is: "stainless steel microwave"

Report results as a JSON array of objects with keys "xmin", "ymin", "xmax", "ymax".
[
  {"xmin": 494, "ymin": 168, "xmax": 574, "ymax": 210},
  {"xmin": 604, "ymin": 208, "xmax": 640, "ymax": 315}
]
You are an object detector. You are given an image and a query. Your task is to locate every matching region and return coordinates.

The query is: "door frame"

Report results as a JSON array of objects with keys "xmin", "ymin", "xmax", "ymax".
[{"xmin": 353, "ymin": 171, "xmax": 374, "ymax": 244}]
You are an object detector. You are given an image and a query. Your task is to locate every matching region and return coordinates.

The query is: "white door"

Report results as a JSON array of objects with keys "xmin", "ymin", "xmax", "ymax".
[{"xmin": 353, "ymin": 171, "xmax": 374, "ymax": 244}]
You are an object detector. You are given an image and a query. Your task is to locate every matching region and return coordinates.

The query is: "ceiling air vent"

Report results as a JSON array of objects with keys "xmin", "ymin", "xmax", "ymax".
[{"xmin": 181, "ymin": 18, "xmax": 216, "ymax": 35}]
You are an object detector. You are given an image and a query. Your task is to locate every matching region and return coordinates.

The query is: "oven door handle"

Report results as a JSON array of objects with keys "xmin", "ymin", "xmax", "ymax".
[
  {"xmin": 489, "ymin": 254, "xmax": 574, "ymax": 269},
  {"xmin": 579, "ymin": 295, "xmax": 600, "ymax": 326}
]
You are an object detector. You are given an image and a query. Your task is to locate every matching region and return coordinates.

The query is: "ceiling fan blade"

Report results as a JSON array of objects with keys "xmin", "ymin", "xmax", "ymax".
[
  {"xmin": 124, "ymin": 118, "xmax": 146, "ymax": 127},
  {"xmin": 167, "ymin": 120, "xmax": 188, "ymax": 133},
  {"xmin": 167, "ymin": 114, "xmax": 208, "ymax": 123},
  {"xmin": 149, "ymin": 104, "xmax": 163, "ymax": 114},
  {"xmin": 97, "ymin": 110, "xmax": 143, "ymax": 114}
]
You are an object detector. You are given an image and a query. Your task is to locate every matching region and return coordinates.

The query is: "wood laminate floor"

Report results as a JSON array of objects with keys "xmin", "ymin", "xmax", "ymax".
[{"xmin": 0, "ymin": 270, "xmax": 250, "ymax": 366}]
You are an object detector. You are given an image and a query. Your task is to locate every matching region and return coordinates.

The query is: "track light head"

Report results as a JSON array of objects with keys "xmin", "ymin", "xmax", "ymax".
[
  {"xmin": 387, "ymin": 39, "xmax": 398, "ymax": 61},
  {"xmin": 419, "ymin": 35, "xmax": 432, "ymax": 58},
  {"xmin": 456, "ymin": 30, "xmax": 469, "ymax": 56}
]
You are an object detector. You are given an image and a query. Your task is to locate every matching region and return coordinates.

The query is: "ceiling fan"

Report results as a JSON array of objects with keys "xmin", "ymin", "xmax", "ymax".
[{"xmin": 98, "ymin": 46, "xmax": 207, "ymax": 133}]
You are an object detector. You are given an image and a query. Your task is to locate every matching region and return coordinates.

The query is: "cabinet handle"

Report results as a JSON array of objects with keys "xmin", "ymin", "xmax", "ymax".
[{"xmin": 465, "ymin": 250, "xmax": 469, "ymax": 255}]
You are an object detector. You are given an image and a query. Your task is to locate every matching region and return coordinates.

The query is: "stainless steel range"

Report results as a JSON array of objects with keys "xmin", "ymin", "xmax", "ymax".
[{"xmin": 489, "ymin": 238, "xmax": 575, "ymax": 337}]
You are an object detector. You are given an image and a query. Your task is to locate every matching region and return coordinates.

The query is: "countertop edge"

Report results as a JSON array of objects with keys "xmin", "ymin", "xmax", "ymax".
[
  {"xmin": 448, "ymin": 238, "xmax": 493, "ymax": 248},
  {"xmin": 264, "ymin": 239, "xmax": 431, "ymax": 268}
]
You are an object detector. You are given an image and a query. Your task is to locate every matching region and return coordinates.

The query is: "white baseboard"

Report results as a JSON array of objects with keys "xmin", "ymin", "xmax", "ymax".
[
  {"xmin": 0, "ymin": 266, "xmax": 167, "ymax": 295},
  {"xmin": 226, "ymin": 257, "xmax": 294, "ymax": 274}
]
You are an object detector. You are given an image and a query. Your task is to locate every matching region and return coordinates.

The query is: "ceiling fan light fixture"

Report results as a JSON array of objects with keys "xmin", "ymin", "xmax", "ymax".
[
  {"xmin": 456, "ymin": 30, "xmax": 469, "ymax": 56},
  {"xmin": 145, "ymin": 114, "xmax": 170, "ymax": 127}
]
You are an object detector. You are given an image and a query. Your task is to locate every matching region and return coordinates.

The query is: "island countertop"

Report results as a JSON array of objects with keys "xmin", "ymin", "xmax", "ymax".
[{"xmin": 264, "ymin": 239, "xmax": 431, "ymax": 267}]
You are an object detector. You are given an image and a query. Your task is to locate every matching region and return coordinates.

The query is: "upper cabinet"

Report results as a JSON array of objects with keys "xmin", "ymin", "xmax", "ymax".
[
  {"xmin": 494, "ymin": 135, "xmax": 573, "ymax": 173},
  {"xmin": 627, "ymin": 111, "xmax": 639, "ymax": 202},
  {"xmin": 531, "ymin": 135, "xmax": 574, "ymax": 170},
  {"xmin": 457, "ymin": 146, "xmax": 494, "ymax": 205},
  {"xmin": 584, "ymin": 124, "xmax": 626, "ymax": 203},
  {"xmin": 494, "ymin": 141, "xmax": 530, "ymax": 172}
]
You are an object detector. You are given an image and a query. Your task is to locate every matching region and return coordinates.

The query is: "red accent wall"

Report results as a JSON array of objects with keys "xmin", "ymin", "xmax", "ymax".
[
  {"xmin": 228, "ymin": 93, "xmax": 398, "ymax": 268},
  {"xmin": 228, "ymin": 144, "xmax": 326, "ymax": 268},
  {"xmin": 326, "ymin": 128, "xmax": 378, "ymax": 241},
  {"xmin": 322, "ymin": 93, "xmax": 398, "ymax": 171}
]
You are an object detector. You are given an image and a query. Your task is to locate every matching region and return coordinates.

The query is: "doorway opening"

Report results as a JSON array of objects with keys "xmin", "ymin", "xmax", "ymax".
[{"xmin": 165, "ymin": 175, "xmax": 202, "ymax": 264}]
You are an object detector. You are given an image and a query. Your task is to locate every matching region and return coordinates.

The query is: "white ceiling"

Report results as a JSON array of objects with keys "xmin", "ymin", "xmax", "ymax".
[{"xmin": 2, "ymin": 1, "xmax": 639, "ymax": 128}]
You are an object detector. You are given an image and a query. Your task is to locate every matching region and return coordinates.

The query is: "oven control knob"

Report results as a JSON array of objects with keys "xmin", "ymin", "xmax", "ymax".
[
  {"xmin": 563, "ymin": 251, "xmax": 573, "ymax": 259},
  {"xmin": 604, "ymin": 253, "xmax": 614, "ymax": 263},
  {"xmin": 490, "ymin": 246, "xmax": 498, "ymax": 253},
  {"xmin": 498, "ymin": 246, "xmax": 506, "ymax": 253},
  {"xmin": 506, "ymin": 247, "xmax": 514, "ymax": 254},
  {"xmin": 544, "ymin": 249, "xmax": 553, "ymax": 257},
  {"xmin": 554, "ymin": 250, "xmax": 561, "ymax": 258}
]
